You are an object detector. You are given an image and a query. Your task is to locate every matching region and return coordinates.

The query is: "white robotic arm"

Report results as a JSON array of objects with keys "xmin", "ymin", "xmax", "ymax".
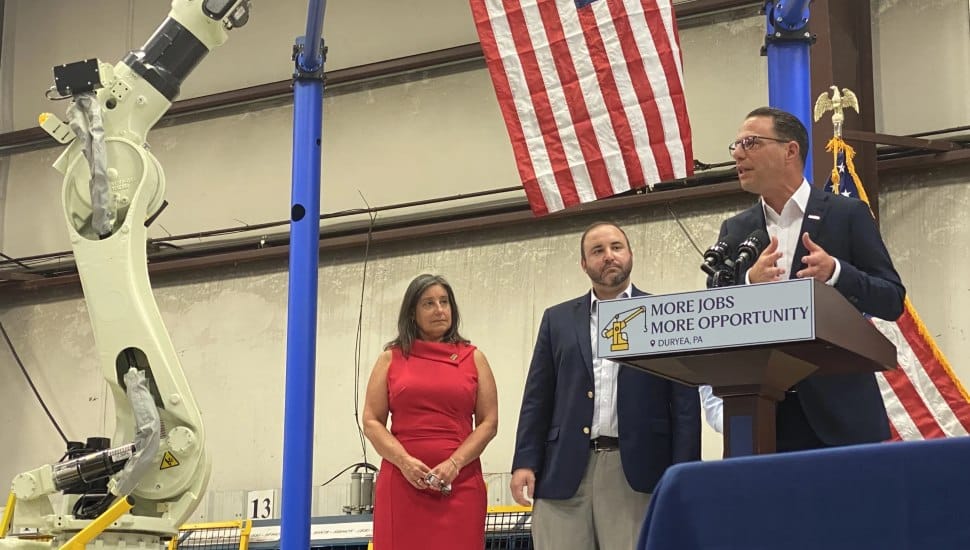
[
  {"xmin": 48, "ymin": 0, "xmax": 251, "ymax": 239},
  {"xmin": 3, "ymin": 1, "xmax": 251, "ymax": 548}
]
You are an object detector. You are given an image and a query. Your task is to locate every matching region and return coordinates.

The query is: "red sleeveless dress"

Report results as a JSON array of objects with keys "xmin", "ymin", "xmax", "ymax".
[{"xmin": 372, "ymin": 340, "xmax": 486, "ymax": 549}]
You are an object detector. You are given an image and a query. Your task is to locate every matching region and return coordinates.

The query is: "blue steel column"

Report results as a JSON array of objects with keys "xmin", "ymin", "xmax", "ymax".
[
  {"xmin": 281, "ymin": 1, "xmax": 327, "ymax": 548},
  {"xmin": 764, "ymin": 0, "xmax": 813, "ymax": 182}
]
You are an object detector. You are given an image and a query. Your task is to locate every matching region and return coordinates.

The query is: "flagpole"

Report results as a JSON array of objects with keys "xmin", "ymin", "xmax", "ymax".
[
  {"xmin": 817, "ymin": 89, "xmax": 970, "ymax": 442},
  {"xmin": 763, "ymin": 0, "xmax": 813, "ymax": 182}
]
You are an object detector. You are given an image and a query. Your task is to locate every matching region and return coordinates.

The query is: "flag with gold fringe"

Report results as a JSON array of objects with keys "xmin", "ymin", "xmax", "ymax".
[{"xmin": 823, "ymin": 137, "xmax": 970, "ymax": 439}]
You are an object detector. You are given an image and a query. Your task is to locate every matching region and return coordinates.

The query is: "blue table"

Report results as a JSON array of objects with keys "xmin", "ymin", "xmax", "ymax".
[{"xmin": 638, "ymin": 437, "xmax": 970, "ymax": 549}]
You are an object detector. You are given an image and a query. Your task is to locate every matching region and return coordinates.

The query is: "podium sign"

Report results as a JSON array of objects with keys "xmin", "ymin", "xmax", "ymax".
[
  {"xmin": 595, "ymin": 279, "xmax": 897, "ymax": 457},
  {"xmin": 597, "ymin": 279, "xmax": 816, "ymax": 359}
]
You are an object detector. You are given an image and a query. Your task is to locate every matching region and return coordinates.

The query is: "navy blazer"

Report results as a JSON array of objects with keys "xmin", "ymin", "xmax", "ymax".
[
  {"xmin": 511, "ymin": 286, "xmax": 701, "ymax": 499},
  {"xmin": 716, "ymin": 185, "xmax": 905, "ymax": 445}
]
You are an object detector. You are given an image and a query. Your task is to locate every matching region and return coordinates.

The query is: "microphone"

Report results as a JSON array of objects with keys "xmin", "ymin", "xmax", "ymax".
[
  {"xmin": 700, "ymin": 234, "xmax": 741, "ymax": 276},
  {"xmin": 734, "ymin": 229, "xmax": 769, "ymax": 268}
]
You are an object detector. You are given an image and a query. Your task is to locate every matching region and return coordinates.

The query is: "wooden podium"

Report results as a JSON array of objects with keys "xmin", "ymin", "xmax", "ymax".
[{"xmin": 597, "ymin": 279, "xmax": 897, "ymax": 457}]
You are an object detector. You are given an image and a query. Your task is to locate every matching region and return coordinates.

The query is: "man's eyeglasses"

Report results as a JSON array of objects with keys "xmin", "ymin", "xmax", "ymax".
[{"xmin": 728, "ymin": 135, "xmax": 790, "ymax": 154}]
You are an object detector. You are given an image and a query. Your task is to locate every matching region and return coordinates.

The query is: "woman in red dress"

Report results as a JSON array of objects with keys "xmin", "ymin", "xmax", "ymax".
[{"xmin": 363, "ymin": 274, "xmax": 499, "ymax": 550}]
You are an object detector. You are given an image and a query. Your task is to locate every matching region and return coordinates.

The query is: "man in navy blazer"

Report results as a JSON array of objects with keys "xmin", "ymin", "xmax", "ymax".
[
  {"xmin": 510, "ymin": 222, "xmax": 701, "ymax": 550},
  {"xmin": 716, "ymin": 106, "xmax": 905, "ymax": 450}
]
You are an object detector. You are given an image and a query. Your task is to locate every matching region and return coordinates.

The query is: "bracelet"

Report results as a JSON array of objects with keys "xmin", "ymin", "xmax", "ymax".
[{"xmin": 449, "ymin": 457, "xmax": 461, "ymax": 472}]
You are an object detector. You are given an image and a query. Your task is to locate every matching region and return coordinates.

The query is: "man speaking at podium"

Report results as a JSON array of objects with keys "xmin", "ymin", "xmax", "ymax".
[{"xmin": 715, "ymin": 106, "xmax": 905, "ymax": 451}]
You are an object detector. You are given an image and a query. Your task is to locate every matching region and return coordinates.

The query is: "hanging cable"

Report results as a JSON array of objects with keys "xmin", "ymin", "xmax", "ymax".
[
  {"xmin": 0, "ymin": 321, "xmax": 69, "ymax": 445},
  {"xmin": 319, "ymin": 462, "xmax": 377, "ymax": 487},
  {"xmin": 352, "ymin": 191, "xmax": 378, "ymax": 469},
  {"xmin": 665, "ymin": 203, "xmax": 705, "ymax": 257}
]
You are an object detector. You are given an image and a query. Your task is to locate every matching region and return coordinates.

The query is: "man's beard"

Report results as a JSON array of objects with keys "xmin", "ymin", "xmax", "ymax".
[{"xmin": 591, "ymin": 263, "xmax": 631, "ymax": 288}]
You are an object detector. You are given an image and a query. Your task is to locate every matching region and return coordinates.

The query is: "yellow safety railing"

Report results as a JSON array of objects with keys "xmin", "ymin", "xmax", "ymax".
[
  {"xmin": 164, "ymin": 506, "xmax": 530, "ymax": 549},
  {"xmin": 484, "ymin": 503, "xmax": 532, "ymax": 549},
  {"xmin": 60, "ymin": 496, "xmax": 134, "ymax": 550},
  {"xmin": 168, "ymin": 519, "xmax": 252, "ymax": 550},
  {"xmin": 486, "ymin": 504, "xmax": 532, "ymax": 513}
]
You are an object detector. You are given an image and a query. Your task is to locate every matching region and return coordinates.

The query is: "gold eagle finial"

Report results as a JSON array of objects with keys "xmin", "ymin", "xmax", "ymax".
[{"xmin": 813, "ymin": 85, "xmax": 859, "ymax": 137}]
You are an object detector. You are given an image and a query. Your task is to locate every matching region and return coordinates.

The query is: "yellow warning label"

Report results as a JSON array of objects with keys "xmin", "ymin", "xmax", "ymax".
[{"xmin": 160, "ymin": 451, "xmax": 181, "ymax": 470}]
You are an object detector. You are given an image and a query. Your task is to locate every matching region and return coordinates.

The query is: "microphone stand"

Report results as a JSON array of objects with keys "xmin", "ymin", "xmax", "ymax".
[
  {"xmin": 733, "ymin": 256, "xmax": 753, "ymax": 286},
  {"xmin": 711, "ymin": 267, "xmax": 735, "ymax": 288}
]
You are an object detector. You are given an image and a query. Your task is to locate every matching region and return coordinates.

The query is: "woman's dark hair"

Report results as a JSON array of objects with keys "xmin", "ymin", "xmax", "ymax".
[{"xmin": 385, "ymin": 274, "xmax": 469, "ymax": 356}]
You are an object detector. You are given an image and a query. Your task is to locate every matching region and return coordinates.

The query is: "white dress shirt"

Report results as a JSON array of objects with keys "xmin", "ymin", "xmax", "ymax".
[
  {"xmin": 698, "ymin": 384, "xmax": 723, "ymax": 433},
  {"xmin": 589, "ymin": 284, "xmax": 632, "ymax": 438},
  {"xmin": 750, "ymin": 179, "xmax": 842, "ymax": 285}
]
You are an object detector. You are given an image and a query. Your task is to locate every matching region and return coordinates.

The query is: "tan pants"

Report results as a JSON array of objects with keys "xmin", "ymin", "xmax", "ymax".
[{"xmin": 532, "ymin": 450, "xmax": 651, "ymax": 550}]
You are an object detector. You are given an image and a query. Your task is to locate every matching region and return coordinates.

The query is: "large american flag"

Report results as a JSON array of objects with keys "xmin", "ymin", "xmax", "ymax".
[
  {"xmin": 470, "ymin": 0, "xmax": 693, "ymax": 216},
  {"xmin": 823, "ymin": 137, "xmax": 970, "ymax": 439}
]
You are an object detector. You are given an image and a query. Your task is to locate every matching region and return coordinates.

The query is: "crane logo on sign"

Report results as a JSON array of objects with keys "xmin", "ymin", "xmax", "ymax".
[
  {"xmin": 596, "ymin": 280, "xmax": 817, "ymax": 359},
  {"xmin": 600, "ymin": 306, "xmax": 646, "ymax": 352}
]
